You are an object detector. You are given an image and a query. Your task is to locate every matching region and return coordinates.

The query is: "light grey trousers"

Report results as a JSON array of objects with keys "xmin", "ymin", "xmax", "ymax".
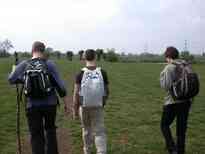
[{"xmin": 79, "ymin": 107, "xmax": 107, "ymax": 154}]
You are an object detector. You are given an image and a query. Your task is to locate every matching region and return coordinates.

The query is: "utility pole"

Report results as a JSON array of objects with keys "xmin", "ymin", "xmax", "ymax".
[{"xmin": 184, "ymin": 40, "xmax": 188, "ymax": 51}]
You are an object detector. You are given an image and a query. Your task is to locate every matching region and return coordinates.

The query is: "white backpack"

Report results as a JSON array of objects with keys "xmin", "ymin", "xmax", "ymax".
[{"xmin": 79, "ymin": 67, "xmax": 105, "ymax": 107}]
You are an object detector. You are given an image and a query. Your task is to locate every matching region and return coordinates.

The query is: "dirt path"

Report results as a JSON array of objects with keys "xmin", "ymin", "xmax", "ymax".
[
  {"xmin": 21, "ymin": 128, "xmax": 73, "ymax": 154},
  {"xmin": 21, "ymin": 97, "xmax": 76, "ymax": 154}
]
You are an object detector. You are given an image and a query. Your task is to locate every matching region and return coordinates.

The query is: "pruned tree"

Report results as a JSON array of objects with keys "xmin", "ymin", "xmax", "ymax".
[
  {"xmin": 96, "ymin": 49, "xmax": 104, "ymax": 61},
  {"xmin": 105, "ymin": 48, "xmax": 119, "ymax": 62},
  {"xmin": 66, "ymin": 51, "xmax": 74, "ymax": 61},
  {"xmin": 0, "ymin": 39, "xmax": 13, "ymax": 57},
  {"xmin": 55, "ymin": 51, "xmax": 61, "ymax": 59},
  {"xmin": 0, "ymin": 39, "xmax": 13, "ymax": 51},
  {"xmin": 103, "ymin": 53, "xmax": 107, "ymax": 60}
]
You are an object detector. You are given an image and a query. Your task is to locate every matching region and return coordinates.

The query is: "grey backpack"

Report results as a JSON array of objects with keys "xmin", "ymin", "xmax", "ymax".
[
  {"xmin": 170, "ymin": 61, "xmax": 200, "ymax": 100},
  {"xmin": 79, "ymin": 67, "xmax": 105, "ymax": 107}
]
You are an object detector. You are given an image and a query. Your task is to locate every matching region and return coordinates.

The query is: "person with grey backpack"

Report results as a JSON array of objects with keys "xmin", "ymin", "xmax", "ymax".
[
  {"xmin": 73, "ymin": 49, "xmax": 109, "ymax": 154},
  {"xmin": 160, "ymin": 47, "xmax": 199, "ymax": 154}
]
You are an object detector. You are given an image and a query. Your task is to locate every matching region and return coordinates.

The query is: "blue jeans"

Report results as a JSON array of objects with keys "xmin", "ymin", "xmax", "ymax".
[
  {"xmin": 161, "ymin": 101, "xmax": 191, "ymax": 154},
  {"xmin": 26, "ymin": 106, "xmax": 58, "ymax": 154}
]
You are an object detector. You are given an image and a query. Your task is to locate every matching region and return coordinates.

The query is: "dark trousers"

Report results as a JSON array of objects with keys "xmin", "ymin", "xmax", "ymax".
[
  {"xmin": 161, "ymin": 101, "xmax": 191, "ymax": 154},
  {"xmin": 26, "ymin": 106, "xmax": 58, "ymax": 154}
]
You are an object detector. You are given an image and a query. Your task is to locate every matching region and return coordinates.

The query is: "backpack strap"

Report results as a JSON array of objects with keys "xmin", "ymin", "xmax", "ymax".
[
  {"xmin": 82, "ymin": 67, "xmax": 101, "ymax": 71},
  {"xmin": 25, "ymin": 59, "xmax": 33, "ymax": 68},
  {"xmin": 82, "ymin": 67, "xmax": 89, "ymax": 72},
  {"xmin": 172, "ymin": 60, "xmax": 188, "ymax": 66},
  {"xmin": 25, "ymin": 58, "xmax": 46, "ymax": 70},
  {"xmin": 96, "ymin": 67, "xmax": 101, "ymax": 71}
]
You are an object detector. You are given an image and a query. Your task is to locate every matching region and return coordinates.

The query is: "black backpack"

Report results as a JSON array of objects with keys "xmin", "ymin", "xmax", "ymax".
[
  {"xmin": 170, "ymin": 61, "xmax": 200, "ymax": 100},
  {"xmin": 23, "ymin": 59, "xmax": 53, "ymax": 99}
]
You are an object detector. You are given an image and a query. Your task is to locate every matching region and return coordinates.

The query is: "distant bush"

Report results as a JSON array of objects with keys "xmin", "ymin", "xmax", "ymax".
[
  {"xmin": 180, "ymin": 51, "xmax": 195, "ymax": 63},
  {"xmin": 66, "ymin": 51, "xmax": 74, "ymax": 61},
  {"xmin": 138, "ymin": 52, "xmax": 164, "ymax": 63},
  {"xmin": 0, "ymin": 50, "xmax": 10, "ymax": 57},
  {"xmin": 96, "ymin": 49, "xmax": 104, "ymax": 61},
  {"xmin": 20, "ymin": 52, "xmax": 31, "ymax": 58},
  {"xmin": 105, "ymin": 51, "xmax": 119, "ymax": 62}
]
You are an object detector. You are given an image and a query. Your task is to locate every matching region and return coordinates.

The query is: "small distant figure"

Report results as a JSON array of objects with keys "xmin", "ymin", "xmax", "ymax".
[
  {"xmin": 8, "ymin": 41, "xmax": 70, "ymax": 154},
  {"xmin": 14, "ymin": 51, "xmax": 19, "ymax": 64},
  {"xmin": 73, "ymin": 49, "xmax": 109, "ymax": 154},
  {"xmin": 78, "ymin": 50, "xmax": 84, "ymax": 61},
  {"xmin": 160, "ymin": 47, "xmax": 199, "ymax": 154}
]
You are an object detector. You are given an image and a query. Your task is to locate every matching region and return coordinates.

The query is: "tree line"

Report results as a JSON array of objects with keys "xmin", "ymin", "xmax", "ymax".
[{"xmin": 1, "ymin": 39, "xmax": 205, "ymax": 63}]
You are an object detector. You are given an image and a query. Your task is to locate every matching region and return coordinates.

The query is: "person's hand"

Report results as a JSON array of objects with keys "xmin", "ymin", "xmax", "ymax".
[{"xmin": 62, "ymin": 96, "xmax": 72, "ymax": 116}]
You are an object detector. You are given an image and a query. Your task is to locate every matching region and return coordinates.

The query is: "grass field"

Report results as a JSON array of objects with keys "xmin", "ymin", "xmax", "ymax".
[{"xmin": 0, "ymin": 57, "xmax": 205, "ymax": 154}]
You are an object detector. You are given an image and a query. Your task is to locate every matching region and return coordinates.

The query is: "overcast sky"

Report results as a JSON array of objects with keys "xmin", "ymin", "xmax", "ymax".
[{"xmin": 0, "ymin": 0, "xmax": 204, "ymax": 54}]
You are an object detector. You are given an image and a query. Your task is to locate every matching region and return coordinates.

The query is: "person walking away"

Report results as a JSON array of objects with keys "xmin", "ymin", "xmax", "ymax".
[
  {"xmin": 73, "ymin": 49, "xmax": 109, "ymax": 154},
  {"xmin": 160, "ymin": 46, "xmax": 199, "ymax": 154},
  {"xmin": 8, "ymin": 41, "xmax": 70, "ymax": 154}
]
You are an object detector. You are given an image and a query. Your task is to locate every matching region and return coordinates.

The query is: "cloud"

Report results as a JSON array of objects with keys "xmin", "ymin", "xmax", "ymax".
[
  {"xmin": 0, "ymin": 0, "xmax": 126, "ymax": 51},
  {"xmin": 113, "ymin": 0, "xmax": 205, "ymax": 53},
  {"xmin": 0, "ymin": 0, "xmax": 204, "ymax": 53},
  {"xmin": 0, "ymin": 0, "xmax": 122, "ymax": 31}
]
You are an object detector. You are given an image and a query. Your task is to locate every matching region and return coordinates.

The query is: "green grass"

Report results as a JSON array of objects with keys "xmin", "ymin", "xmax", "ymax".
[{"xmin": 0, "ymin": 58, "xmax": 205, "ymax": 154}]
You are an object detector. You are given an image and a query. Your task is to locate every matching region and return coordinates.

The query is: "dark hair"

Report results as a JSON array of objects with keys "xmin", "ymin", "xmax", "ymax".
[
  {"xmin": 85, "ymin": 49, "xmax": 96, "ymax": 61},
  {"xmin": 32, "ymin": 41, "xmax": 45, "ymax": 53},
  {"xmin": 164, "ymin": 46, "xmax": 179, "ymax": 59}
]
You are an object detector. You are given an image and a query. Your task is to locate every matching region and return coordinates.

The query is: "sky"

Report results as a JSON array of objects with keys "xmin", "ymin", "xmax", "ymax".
[{"xmin": 0, "ymin": 0, "xmax": 204, "ymax": 54}]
